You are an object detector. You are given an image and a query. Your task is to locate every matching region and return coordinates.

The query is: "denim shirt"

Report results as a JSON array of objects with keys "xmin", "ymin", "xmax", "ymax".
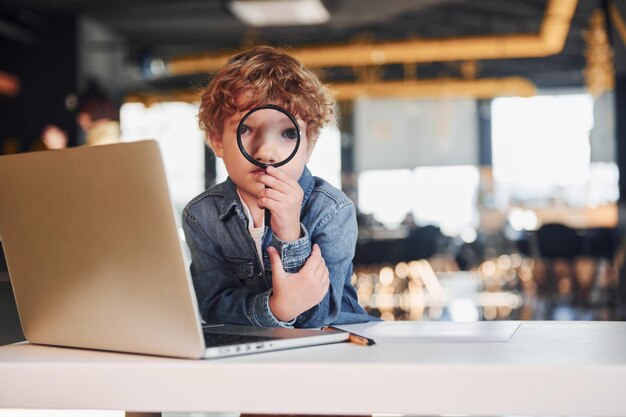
[{"xmin": 182, "ymin": 167, "xmax": 377, "ymax": 328}]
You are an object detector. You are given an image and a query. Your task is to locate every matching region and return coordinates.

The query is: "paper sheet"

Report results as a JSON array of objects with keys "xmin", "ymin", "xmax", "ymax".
[{"xmin": 333, "ymin": 320, "xmax": 521, "ymax": 343}]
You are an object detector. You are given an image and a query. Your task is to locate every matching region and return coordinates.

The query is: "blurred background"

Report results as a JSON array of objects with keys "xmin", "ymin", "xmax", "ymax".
[{"xmin": 2, "ymin": 0, "xmax": 626, "ymax": 345}]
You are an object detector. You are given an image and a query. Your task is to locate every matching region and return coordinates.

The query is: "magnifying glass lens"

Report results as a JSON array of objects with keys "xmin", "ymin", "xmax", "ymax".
[{"xmin": 237, "ymin": 106, "xmax": 301, "ymax": 169}]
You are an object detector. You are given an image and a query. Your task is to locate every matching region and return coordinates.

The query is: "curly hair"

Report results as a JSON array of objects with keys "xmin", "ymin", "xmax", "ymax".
[{"xmin": 198, "ymin": 45, "xmax": 335, "ymax": 148}]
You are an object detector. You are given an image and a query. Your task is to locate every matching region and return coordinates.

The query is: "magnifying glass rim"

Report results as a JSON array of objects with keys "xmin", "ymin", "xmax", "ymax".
[{"xmin": 236, "ymin": 104, "xmax": 301, "ymax": 169}]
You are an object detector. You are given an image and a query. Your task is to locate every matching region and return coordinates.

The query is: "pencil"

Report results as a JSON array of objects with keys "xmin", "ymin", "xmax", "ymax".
[
  {"xmin": 348, "ymin": 333, "xmax": 375, "ymax": 346},
  {"xmin": 322, "ymin": 326, "xmax": 376, "ymax": 346}
]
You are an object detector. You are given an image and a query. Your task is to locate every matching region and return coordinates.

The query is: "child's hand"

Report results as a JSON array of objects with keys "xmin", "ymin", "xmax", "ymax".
[
  {"xmin": 257, "ymin": 166, "xmax": 303, "ymax": 242},
  {"xmin": 267, "ymin": 244, "xmax": 330, "ymax": 322}
]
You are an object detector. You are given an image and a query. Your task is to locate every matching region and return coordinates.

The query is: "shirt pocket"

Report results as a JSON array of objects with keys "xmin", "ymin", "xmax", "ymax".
[{"xmin": 224, "ymin": 257, "xmax": 257, "ymax": 289}]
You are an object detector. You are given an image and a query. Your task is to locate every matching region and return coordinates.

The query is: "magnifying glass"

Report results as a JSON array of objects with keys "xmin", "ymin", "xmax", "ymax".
[{"xmin": 236, "ymin": 104, "xmax": 301, "ymax": 226}]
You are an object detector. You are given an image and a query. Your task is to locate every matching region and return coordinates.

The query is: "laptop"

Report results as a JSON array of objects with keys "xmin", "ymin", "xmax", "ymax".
[{"xmin": 0, "ymin": 140, "xmax": 348, "ymax": 359}]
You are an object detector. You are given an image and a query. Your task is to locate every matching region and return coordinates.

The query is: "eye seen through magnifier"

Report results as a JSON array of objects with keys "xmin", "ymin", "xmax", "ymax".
[{"xmin": 236, "ymin": 104, "xmax": 301, "ymax": 169}]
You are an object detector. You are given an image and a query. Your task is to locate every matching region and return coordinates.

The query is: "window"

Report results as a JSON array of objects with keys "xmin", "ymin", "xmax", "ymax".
[
  {"xmin": 358, "ymin": 166, "xmax": 479, "ymax": 236},
  {"xmin": 492, "ymin": 94, "xmax": 593, "ymax": 208},
  {"xmin": 358, "ymin": 169, "xmax": 413, "ymax": 229},
  {"xmin": 120, "ymin": 102, "xmax": 205, "ymax": 215},
  {"xmin": 491, "ymin": 93, "xmax": 618, "ymax": 229}
]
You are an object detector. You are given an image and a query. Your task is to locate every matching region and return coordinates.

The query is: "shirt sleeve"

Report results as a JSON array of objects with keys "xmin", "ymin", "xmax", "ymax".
[
  {"xmin": 270, "ymin": 224, "xmax": 312, "ymax": 273},
  {"xmin": 183, "ymin": 208, "xmax": 295, "ymax": 328}
]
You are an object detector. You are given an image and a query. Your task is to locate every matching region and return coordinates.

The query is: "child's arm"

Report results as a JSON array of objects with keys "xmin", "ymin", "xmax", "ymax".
[
  {"xmin": 267, "ymin": 243, "xmax": 329, "ymax": 322},
  {"xmin": 258, "ymin": 166, "xmax": 314, "ymax": 274},
  {"xmin": 182, "ymin": 209, "xmax": 293, "ymax": 327},
  {"xmin": 268, "ymin": 199, "xmax": 358, "ymax": 328}
]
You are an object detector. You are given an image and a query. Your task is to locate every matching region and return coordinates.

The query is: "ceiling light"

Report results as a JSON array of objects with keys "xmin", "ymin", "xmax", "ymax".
[{"xmin": 228, "ymin": 0, "xmax": 330, "ymax": 27}]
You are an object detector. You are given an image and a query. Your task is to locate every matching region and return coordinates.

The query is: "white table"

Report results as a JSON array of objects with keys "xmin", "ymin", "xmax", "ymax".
[{"xmin": 1, "ymin": 321, "xmax": 626, "ymax": 417}]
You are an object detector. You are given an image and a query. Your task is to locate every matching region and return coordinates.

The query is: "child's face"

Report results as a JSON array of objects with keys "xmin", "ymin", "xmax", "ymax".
[{"xmin": 210, "ymin": 106, "xmax": 313, "ymax": 205}]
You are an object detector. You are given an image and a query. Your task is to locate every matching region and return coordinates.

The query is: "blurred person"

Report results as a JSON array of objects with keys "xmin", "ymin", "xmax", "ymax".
[
  {"xmin": 40, "ymin": 124, "xmax": 68, "ymax": 150},
  {"xmin": 38, "ymin": 81, "xmax": 119, "ymax": 151},
  {"xmin": 76, "ymin": 81, "xmax": 120, "ymax": 146}
]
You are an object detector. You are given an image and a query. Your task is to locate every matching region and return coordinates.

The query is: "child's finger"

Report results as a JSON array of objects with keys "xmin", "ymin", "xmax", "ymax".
[
  {"xmin": 267, "ymin": 246, "xmax": 285, "ymax": 276},
  {"xmin": 257, "ymin": 197, "xmax": 279, "ymax": 212},
  {"xmin": 266, "ymin": 166, "xmax": 293, "ymax": 181},
  {"xmin": 265, "ymin": 166, "xmax": 300, "ymax": 188},
  {"xmin": 258, "ymin": 187, "xmax": 285, "ymax": 202},
  {"xmin": 257, "ymin": 173, "xmax": 292, "ymax": 194},
  {"xmin": 303, "ymin": 244, "xmax": 323, "ymax": 273},
  {"xmin": 313, "ymin": 249, "xmax": 326, "ymax": 276}
]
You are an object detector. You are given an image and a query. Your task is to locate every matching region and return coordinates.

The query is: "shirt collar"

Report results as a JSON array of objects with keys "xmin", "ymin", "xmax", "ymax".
[{"xmin": 298, "ymin": 166, "xmax": 315, "ymax": 206}]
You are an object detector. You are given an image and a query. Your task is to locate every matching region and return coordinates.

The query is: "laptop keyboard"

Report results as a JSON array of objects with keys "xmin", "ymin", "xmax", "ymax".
[{"xmin": 203, "ymin": 332, "xmax": 274, "ymax": 348}]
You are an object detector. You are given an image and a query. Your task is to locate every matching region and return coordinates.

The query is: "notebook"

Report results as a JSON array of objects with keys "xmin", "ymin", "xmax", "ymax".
[{"xmin": 0, "ymin": 140, "xmax": 348, "ymax": 359}]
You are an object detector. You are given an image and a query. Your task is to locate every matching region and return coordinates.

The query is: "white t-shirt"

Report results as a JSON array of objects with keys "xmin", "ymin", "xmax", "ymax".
[{"xmin": 236, "ymin": 190, "xmax": 265, "ymax": 265}]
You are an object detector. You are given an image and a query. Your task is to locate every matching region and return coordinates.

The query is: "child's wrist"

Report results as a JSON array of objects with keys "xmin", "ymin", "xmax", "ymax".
[
  {"xmin": 269, "ymin": 293, "xmax": 299, "ymax": 322},
  {"xmin": 274, "ymin": 224, "xmax": 303, "ymax": 243}
]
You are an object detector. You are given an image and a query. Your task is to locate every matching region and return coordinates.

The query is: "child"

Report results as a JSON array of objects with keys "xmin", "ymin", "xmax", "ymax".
[{"xmin": 183, "ymin": 45, "xmax": 376, "ymax": 328}]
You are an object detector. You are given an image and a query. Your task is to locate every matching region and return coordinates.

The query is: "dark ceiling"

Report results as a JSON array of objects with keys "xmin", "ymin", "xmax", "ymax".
[{"xmin": 0, "ymin": 0, "xmax": 604, "ymax": 90}]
